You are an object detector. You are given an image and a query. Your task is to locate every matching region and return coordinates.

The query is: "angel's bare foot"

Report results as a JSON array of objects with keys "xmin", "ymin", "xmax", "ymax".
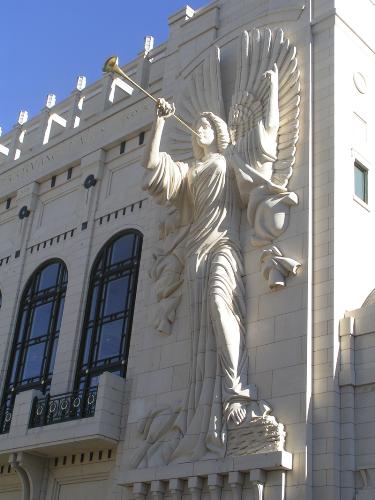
[{"xmin": 229, "ymin": 402, "xmax": 247, "ymax": 426}]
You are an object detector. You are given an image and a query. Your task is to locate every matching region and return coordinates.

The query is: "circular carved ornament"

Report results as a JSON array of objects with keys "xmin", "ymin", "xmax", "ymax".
[
  {"xmin": 18, "ymin": 205, "xmax": 31, "ymax": 219},
  {"xmin": 83, "ymin": 174, "xmax": 97, "ymax": 189},
  {"xmin": 353, "ymin": 72, "xmax": 367, "ymax": 94}
]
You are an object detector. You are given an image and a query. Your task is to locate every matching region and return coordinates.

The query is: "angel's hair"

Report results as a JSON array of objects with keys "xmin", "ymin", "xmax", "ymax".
[{"xmin": 192, "ymin": 112, "xmax": 230, "ymax": 160}]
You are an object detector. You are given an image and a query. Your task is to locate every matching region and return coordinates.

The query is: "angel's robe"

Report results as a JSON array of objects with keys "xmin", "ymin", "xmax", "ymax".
[{"xmin": 144, "ymin": 151, "xmax": 256, "ymax": 462}]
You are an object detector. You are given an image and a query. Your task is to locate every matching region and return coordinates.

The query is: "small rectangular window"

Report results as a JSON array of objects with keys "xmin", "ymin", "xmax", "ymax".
[
  {"xmin": 138, "ymin": 132, "xmax": 145, "ymax": 145},
  {"xmin": 120, "ymin": 141, "xmax": 126, "ymax": 154},
  {"xmin": 6, "ymin": 198, "xmax": 11, "ymax": 210},
  {"xmin": 354, "ymin": 161, "xmax": 368, "ymax": 204},
  {"xmin": 67, "ymin": 167, "xmax": 73, "ymax": 180},
  {"xmin": 51, "ymin": 176, "xmax": 56, "ymax": 188}
]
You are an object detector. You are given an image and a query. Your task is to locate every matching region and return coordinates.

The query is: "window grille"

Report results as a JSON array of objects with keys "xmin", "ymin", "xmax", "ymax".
[
  {"xmin": 0, "ymin": 260, "xmax": 67, "ymax": 434},
  {"xmin": 75, "ymin": 230, "xmax": 142, "ymax": 394}
]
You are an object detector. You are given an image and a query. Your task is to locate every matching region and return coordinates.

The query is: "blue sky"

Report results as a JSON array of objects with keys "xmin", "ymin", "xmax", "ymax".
[{"xmin": 0, "ymin": 0, "xmax": 204, "ymax": 135}]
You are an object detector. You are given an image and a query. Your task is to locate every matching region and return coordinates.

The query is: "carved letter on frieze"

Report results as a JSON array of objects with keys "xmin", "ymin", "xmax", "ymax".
[{"xmin": 136, "ymin": 27, "xmax": 300, "ymax": 468}]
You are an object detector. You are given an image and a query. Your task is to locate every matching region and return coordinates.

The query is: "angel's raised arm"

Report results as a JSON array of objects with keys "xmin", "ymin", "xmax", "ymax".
[
  {"xmin": 143, "ymin": 98, "xmax": 175, "ymax": 170},
  {"xmin": 263, "ymin": 63, "xmax": 279, "ymax": 136},
  {"xmin": 142, "ymin": 98, "xmax": 188, "ymax": 207}
]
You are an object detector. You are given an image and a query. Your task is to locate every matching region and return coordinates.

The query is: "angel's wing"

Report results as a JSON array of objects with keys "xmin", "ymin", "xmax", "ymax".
[
  {"xmin": 229, "ymin": 28, "xmax": 300, "ymax": 188},
  {"xmin": 167, "ymin": 46, "xmax": 225, "ymax": 160}
]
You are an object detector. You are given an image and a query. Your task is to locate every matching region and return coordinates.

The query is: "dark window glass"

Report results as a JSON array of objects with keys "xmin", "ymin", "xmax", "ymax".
[
  {"xmin": 29, "ymin": 302, "xmax": 53, "ymax": 339},
  {"xmin": 23, "ymin": 343, "xmax": 46, "ymax": 380},
  {"xmin": 0, "ymin": 260, "xmax": 67, "ymax": 433},
  {"xmin": 354, "ymin": 161, "xmax": 368, "ymax": 203},
  {"xmin": 98, "ymin": 319, "xmax": 124, "ymax": 359},
  {"xmin": 110, "ymin": 234, "xmax": 135, "ymax": 265},
  {"xmin": 38, "ymin": 262, "xmax": 60, "ymax": 291},
  {"xmin": 103, "ymin": 276, "xmax": 129, "ymax": 315},
  {"xmin": 75, "ymin": 231, "xmax": 142, "ymax": 393}
]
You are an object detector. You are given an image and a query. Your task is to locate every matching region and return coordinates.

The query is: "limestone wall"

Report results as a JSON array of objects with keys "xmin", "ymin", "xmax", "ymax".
[{"xmin": 0, "ymin": 0, "xmax": 373, "ymax": 499}]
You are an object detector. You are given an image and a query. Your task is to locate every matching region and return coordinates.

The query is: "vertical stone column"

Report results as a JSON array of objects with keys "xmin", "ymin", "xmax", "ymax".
[
  {"xmin": 0, "ymin": 181, "xmax": 39, "ymax": 402},
  {"xmin": 150, "ymin": 480, "xmax": 166, "ymax": 500},
  {"xmin": 339, "ymin": 316, "xmax": 356, "ymax": 500},
  {"xmin": 50, "ymin": 149, "xmax": 105, "ymax": 395},
  {"xmin": 169, "ymin": 478, "xmax": 184, "ymax": 500},
  {"xmin": 15, "ymin": 182, "xmax": 39, "ymax": 253},
  {"xmin": 9, "ymin": 452, "xmax": 47, "ymax": 500},
  {"xmin": 100, "ymin": 73, "xmax": 116, "ymax": 111},
  {"xmin": 250, "ymin": 469, "xmax": 266, "ymax": 500},
  {"xmin": 77, "ymin": 149, "xmax": 105, "ymax": 226},
  {"xmin": 133, "ymin": 482, "xmax": 147, "ymax": 500},
  {"xmin": 8, "ymin": 389, "xmax": 42, "ymax": 440},
  {"xmin": 228, "ymin": 471, "xmax": 244, "ymax": 500},
  {"xmin": 37, "ymin": 95, "xmax": 56, "ymax": 146},
  {"xmin": 188, "ymin": 477, "xmax": 203, "ymax": 500},
  {"xmin": 68, "ymin": 76, "xmax": 86, "ymax": 129},
  {"xmin": 8, "ymin": 111, "xmax": 28, "ymax": 161},
  {"xmin": 134, "ymin": 36, "xmax": 154, "ymax": 90},
  {"xmin": 263, "ymin": 471, "xmax": 285, "ymax": 500},
  {"xmin": 208, "ymin": 474, "xmax": 223, "ymax": 500}
]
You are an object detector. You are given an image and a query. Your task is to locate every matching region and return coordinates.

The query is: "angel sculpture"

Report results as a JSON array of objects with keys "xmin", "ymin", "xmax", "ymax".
[{"xmin": 139, "ymin": 28, "xmax": 300, "ymax": 465}]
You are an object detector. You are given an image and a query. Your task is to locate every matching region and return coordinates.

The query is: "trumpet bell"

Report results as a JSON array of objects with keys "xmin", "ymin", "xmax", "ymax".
[{"xmin": 102, "ymin": 56, "xmax": 119, "ymax": 74}]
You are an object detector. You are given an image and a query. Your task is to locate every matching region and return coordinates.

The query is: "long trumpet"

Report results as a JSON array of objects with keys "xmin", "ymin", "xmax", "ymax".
[{"xmin": 102, "ymin": 56, "xmax": 199, "ymax": 137}]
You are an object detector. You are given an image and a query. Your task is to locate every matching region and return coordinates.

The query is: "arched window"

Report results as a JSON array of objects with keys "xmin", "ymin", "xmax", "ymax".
[
  {"xmin": 75, "ymin": 230, "xmax": 142, "ymax": 394},
  {"xmin": 0, "ymin": 260, "xmax": 67, "ymax": 433}
]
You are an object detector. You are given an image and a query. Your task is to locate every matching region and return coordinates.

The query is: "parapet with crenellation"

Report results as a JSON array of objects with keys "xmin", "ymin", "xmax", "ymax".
[{"xmin": 0, "ymin": 35, "xmax": 165, "ymax": 171}]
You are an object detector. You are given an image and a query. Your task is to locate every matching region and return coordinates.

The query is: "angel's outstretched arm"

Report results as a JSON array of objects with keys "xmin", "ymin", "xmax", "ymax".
[
  {"xmin": 143, "ymin": 98, "xmax": 175, "ymax": 170},
  {"xmin": 263, "ymin": 64, "xmax": 279, "ymax": 135}
]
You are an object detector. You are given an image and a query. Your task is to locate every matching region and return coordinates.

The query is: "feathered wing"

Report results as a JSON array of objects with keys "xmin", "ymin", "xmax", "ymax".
[
  {"xmin": 229, "ymin": 28, "xmax": 300, "ymax": 188},
  {"xmin": 167, "ymin": 46, "xmax": 225, "ymax": 160}
]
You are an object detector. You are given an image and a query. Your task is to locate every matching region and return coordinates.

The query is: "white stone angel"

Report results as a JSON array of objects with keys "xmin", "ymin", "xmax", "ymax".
[{"xmin": 140, "ymin": 28, "xmax": 300, "ymax": 464}]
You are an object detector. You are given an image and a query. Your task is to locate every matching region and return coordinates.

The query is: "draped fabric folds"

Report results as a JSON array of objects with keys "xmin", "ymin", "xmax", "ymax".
[{"xmin": 143, "ymin": 152, "xmax": 256, "ymax": 462}]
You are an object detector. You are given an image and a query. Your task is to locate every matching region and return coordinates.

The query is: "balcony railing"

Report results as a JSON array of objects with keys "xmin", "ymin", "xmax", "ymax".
[
  {"xmin": 0, "ymin": 406, "xmax": 12, "ymax": 435},
  {"xmin": 29, "ymin": 388, "xmax": 97, "ymax": 428}
]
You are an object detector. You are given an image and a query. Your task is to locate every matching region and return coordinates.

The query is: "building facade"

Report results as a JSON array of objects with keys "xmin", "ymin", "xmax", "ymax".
[{"xmin": 0, "ymin": 1, "xmax": 374, "ymax": 499}]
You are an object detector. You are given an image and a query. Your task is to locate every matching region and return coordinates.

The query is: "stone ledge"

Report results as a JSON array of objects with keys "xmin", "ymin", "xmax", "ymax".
[
  {"xmin": 120, "ymin": 450, "xmax": 292, "ymax": 484},
  {"xmin": 0, "ymin": 371, "xmax": 125, "ymax": 458}
]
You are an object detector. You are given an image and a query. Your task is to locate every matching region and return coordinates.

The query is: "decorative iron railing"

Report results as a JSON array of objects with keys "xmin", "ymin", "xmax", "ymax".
[
  {"xmin": 0, "ymin": 406, "xmax": 13, "ymax": 435},
  {"xmin": 29, "ymin": 388, "xmax": 98, "ymax": 428}
]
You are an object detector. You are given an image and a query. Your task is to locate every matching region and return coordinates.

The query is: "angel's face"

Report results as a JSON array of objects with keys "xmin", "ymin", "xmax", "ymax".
[{"xmin": 195, "ymin": 117, "xmax": 215, "ymax": 147}]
